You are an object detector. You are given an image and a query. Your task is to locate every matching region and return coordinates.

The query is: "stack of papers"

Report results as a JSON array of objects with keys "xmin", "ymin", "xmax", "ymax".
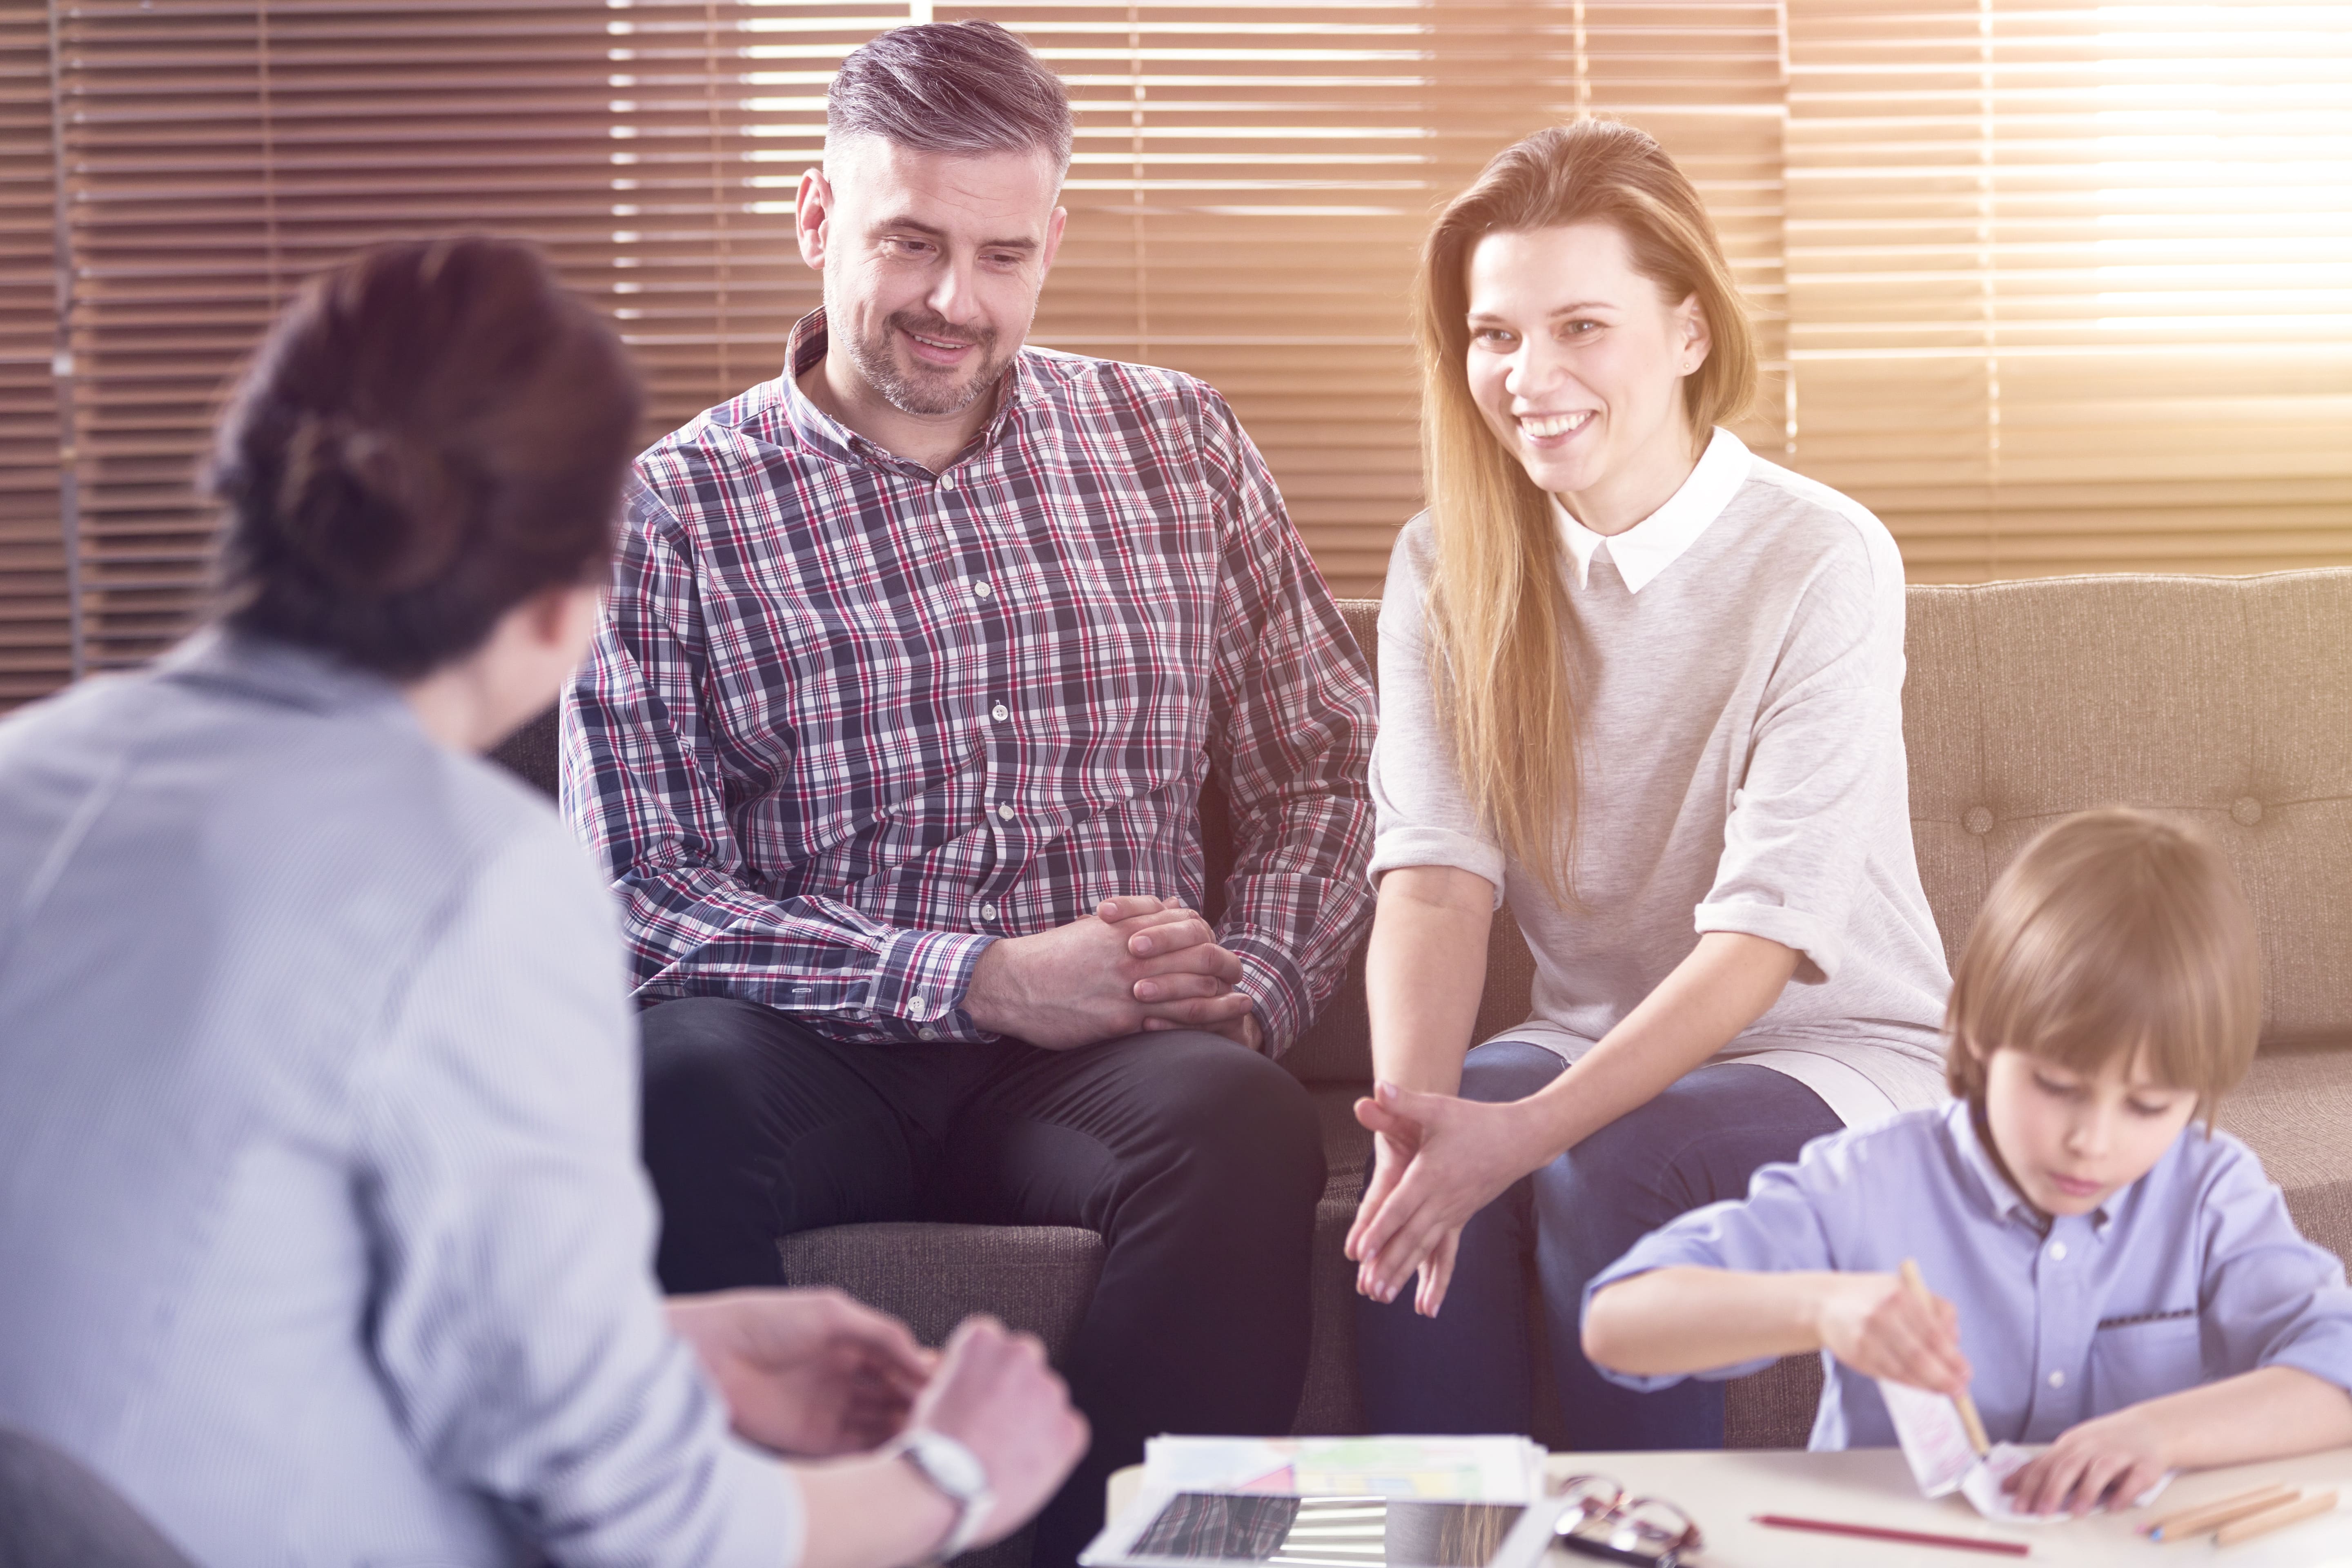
[{"xmin": 1140, "ymin": 1435, "xmax": 1547, "ymax": 1503}]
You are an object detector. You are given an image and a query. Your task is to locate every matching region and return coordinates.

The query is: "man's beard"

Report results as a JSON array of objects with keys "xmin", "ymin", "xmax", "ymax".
[{"xmin": 844, "ymin": 306, "xmax": 1012, "ymax": 418}]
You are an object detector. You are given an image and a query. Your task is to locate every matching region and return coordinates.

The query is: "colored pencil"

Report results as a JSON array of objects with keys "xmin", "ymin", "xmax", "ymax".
[
  {"xmin": 1752, "ymin": 1514, "xmax": 2029, "ymax": 1556},
  {"xmin": 2144, "ymin": 1483, "xmax": 2298, "ymax": 1541},
  {"xmin": 1900, "ymin": 1258, "xmax": 1991, "ymax": 1456},
  {"xmin": 2214, "ymin": 1490, "xmax": 2337, "ymax": 1547}
]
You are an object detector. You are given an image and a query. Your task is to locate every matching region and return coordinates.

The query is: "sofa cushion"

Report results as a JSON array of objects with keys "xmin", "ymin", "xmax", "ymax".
[
  {"xmin": 1904, "ymin": 572, "xmax": 2352, "ymax": 1044},
  {"xmin": 2217, "ymin": 1036, "xmax": 2352, "ymax": 1263},
  {"xmin": 775, "ymin": 1221, "xmax": 1104, "ymax": 1363}
]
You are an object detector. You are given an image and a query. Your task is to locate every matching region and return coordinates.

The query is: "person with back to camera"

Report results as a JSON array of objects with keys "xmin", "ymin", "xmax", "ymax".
[
  {"xmin": 561, "ymin": 21, "xmax": 1375, "ymax": 1561},
  {"xmin": 1344, "ymin": 119, "xmax": 1954, "ymax": 1448},
  {"xmin": 1584, "ymin": 809, "xmax": 2352, "ymax": 1516},
  {"xmin": 0, "ymin": 237, "xmax": 1084, "ymax": 1568}
]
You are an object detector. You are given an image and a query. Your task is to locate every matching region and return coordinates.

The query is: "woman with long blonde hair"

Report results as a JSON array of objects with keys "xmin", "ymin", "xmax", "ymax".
[{"xmin": 1344, "ymin": 121, "xmax": 1952, "ymax": 1446}]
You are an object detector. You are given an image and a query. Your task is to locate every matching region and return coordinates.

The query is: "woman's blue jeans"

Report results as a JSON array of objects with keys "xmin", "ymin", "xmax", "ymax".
[{"xmin": 1354, "ymin": 1043, "xmax": 1842, "ymax": 1450}]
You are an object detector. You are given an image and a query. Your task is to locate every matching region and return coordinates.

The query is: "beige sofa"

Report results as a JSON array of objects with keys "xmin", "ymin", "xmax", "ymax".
[{"xmin": 492, "ymin": 567, "xmax": 2352, "ymax": 1566}]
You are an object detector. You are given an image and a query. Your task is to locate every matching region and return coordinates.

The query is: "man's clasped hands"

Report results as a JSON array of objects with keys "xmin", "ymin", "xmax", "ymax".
[{"xmin": 964, "ymin": 893, "xmax": 1263, "ymax": 1053}]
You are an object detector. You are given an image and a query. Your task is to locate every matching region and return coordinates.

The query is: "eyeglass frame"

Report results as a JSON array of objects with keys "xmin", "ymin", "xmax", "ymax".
[{"xmin": 1548, "ymin": 1473, "xmax": 1704, "ymax": 1568}]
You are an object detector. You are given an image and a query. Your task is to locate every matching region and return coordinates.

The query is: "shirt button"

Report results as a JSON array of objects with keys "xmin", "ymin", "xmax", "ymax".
[
  {"xmin": 2049, "ymin": 1241, "xmax": 2068, "ymax": 1262},
  {"xmin": 972, "ymin": 579, "xmax": 993, "ymax": 599},
  {"xmin": 918, "ymin": 1026, "xmax": 938, "ymax": 1040},
  {"xmin": 979, "ymin": 902, "xmax": 998, "ymax": 920},
  {"xmin": 939, "ymin": 471, "xmax": 957, "ymax": 490},
  {"xmin": 997, "ymin": 803, "xmax": 1015, "ymax": 820},
  {"xmin": 2048, "ymin": 1370, "xmax": 2067, "ymax": 1389},
  {"xmin": 991, "ymin": 702, "xmax": 1009, "ymax": 722}
]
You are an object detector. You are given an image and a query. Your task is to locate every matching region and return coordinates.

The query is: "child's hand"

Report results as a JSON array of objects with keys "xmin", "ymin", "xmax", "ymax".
[
  {"xmin": 1813, "ymin": 1272, "xmax": 1971, "ymax": 1394},
  {"xmin": 2002, "ymin": 1407, "xmax": 2169, "ymax": 1516}
]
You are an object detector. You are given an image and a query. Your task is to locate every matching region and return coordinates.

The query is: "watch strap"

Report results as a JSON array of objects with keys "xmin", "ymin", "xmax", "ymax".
[{"xmin": 894, "ymin": 1428, "xmax": 994, "ymax": 1564}]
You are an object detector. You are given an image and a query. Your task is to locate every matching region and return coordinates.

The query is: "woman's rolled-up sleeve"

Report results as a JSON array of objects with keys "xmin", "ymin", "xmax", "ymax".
[
  {"xmin": 1695, "ymin": 542, "xmax": 1907, "ymax": 984},
  {"xmin": 1366, "ymin": 521, "xmax": 1506, "ymax": 903}
]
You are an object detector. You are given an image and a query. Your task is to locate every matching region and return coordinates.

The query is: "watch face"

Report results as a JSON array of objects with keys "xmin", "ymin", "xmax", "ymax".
[{"xmin": 912, "ymin": 1432, "xmax": 989, "ymax": 1497}]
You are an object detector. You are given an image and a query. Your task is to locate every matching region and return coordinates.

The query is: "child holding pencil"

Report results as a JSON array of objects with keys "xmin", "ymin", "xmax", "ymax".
[{"xmin": 1581, "ymin": 808, "xmax": 2352, "ymax": 1516}]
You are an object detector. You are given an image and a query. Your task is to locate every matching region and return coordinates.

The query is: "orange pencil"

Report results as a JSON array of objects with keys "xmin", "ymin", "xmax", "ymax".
[
  {"xmin": 1900, "ymin": 1259, "xmax": 1989, "ymax": 1456},
  {"xmin": 2214, "ymin": 1490, "xmax": 2336, "ymax": 1547},
  {"xmin": 2144, "ymin": 1483, "xmax": 2297, "ymax": 1541}
]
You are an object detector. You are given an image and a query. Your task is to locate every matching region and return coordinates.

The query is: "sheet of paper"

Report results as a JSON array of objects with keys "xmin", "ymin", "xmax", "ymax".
[
  {"xmin": 1140, "ymin": 1435, "xmax": 1544, "ymax": 1502},
  {"xmin": 1876, "ymin": 1376, "xmax": 1980, "ymax": 1497},
  {"xmin": 1956, "ymin": 1443, "xmax": 2174, "ymax": 1522}
]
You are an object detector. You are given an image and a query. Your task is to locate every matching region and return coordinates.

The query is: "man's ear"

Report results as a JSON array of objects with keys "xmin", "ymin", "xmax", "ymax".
[
  {"xmin": 794, "ymin": 165, "xmax": 833, "ymax": 271},
  {"xmin": 1040, "ymin": 203, "xmax": 1069, "ymax": 276}
]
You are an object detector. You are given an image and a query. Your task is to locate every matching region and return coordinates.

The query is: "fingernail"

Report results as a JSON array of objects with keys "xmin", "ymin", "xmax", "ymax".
[{"xmin": 1377, "ymin": 1080, "xmax": 1397, "ymax": 1101}]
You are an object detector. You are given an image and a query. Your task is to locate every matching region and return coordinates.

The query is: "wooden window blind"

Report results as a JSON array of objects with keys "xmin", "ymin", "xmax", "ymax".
[
  {"xmin": 51, "ymin": 0, "xmax": 668, "ymax": 675},
  {"xmin": 0, "ymin": 5, "xmax": 65, "ymax": 704},
  {"xmin": 12, "ymin": 2, "xmax": 2339, "ymax": 704},
  {"xmin": 953, "ymin": 1, "xmax": 1789, "ymax": 595},
  {"xmin": 1785, "ymin": 0, "xmax": 2352, "ymax": 579},
  {"xmin": 18, "ymin": 0, "xmax": 1787, "ymax": 693}
]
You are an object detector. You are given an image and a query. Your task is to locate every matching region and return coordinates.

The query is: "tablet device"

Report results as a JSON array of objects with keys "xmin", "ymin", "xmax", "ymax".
[{"xmin": 1079, "ymin": 1490, "xmax": 1555, "ymax": 1568}]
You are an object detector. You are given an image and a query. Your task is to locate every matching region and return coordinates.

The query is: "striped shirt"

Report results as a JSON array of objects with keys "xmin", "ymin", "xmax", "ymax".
[
  {"xmin": 562, "ymin": 310, "xmax": 1376, "ymax": 1054},
  {"xmin": 0, "ymin": 631, "xmax": 798, "ymax": 1568}
]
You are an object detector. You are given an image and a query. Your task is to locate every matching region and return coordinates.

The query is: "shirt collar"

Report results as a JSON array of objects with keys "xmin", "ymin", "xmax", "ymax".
[
  {"xmin": 1942, "ymin": 1099, "xmax": 2118, "ymax": 1238},
  {"xmin": 777, "ymin": 307, "xmax": 1033, "ymax": 477},
  {"xmin": 1548, "ymin": 425, "xmax": 1752, "ymax": 593},
  {"xmin": 155, "ymin": 626, "xmax": 409, "ymax": 722}
]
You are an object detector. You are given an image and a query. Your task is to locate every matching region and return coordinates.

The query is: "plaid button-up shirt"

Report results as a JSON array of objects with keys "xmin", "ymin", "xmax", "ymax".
[{"xmin": 561, "ymin": 312, "xmax": 1375, "ymax": 1054}]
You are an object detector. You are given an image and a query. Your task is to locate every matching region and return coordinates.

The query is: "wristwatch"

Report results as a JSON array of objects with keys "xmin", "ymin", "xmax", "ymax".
[{"xmin": 893, "ymin": 1428, "xmax": 995, "ymax": 1564}]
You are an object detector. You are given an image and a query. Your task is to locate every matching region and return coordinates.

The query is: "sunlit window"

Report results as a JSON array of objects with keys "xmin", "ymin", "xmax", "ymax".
[
  {"xmin": 1787, "ymin": 0, "xmax": 2352, "ymax": 579},
  {"xmin": 4, "ymin": 0, "xmax": 2347, "ymax": 702}
]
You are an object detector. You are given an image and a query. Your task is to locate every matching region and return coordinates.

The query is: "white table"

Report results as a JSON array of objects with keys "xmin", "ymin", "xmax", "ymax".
[{"xmin": 1107, "ymin": 1447, "xmax": 2352, "ymax": 1566}]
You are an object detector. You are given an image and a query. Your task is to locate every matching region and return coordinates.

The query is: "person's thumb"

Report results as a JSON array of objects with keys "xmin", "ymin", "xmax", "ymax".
[
  {"xmin": 1354, "ymin": 1093, "xmax": 1411, "ymax": 1138},
  {"xmin": 1378, "ymin": 1078, "xmax": 1450, "ymax": 1123}
]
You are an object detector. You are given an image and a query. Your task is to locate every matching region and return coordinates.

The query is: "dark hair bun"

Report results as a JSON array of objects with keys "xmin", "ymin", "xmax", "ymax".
[
  {"xmin": 272, "ymin": 412, "xmax": 470, "ymax": 597},
  {"xmin": 212, "ymin": 237, "xmax": 641, "ymax": 680}
]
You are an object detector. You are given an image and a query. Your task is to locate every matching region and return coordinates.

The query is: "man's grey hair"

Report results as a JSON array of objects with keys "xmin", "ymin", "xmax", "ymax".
[{"xmin": 827, "ymin": 20, "xmax": 1073, "ymax": 177}]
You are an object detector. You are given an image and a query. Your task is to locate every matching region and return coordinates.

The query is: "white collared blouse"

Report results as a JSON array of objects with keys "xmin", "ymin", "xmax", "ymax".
[{"xmin": 1370, "ymin": 429, "xmax": 1953, "ymax": 1129}]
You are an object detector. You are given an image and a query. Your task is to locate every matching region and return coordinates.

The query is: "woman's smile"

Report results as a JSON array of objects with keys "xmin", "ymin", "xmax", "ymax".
[{"xmin": 1517, "ymin": 409, "xmax": 1597, "ymax": 446}]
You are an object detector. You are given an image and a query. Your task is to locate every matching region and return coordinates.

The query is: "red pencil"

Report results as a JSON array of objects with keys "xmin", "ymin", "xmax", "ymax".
[{"xmin": 1753, "ymin": 1514, "xmax": 2029, "ymax": 1557}]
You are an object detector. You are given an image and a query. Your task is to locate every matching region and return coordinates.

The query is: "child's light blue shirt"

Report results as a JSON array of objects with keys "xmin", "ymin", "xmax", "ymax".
[{"xmin": 1586, "ymin": 1100, "xmax": 2352, "ymax": 1450}]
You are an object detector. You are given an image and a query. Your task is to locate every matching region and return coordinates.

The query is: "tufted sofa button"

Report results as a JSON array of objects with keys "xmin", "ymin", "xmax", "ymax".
[
  {"xmin": 1964, "ymin": 806, "xmax": 1994, "ymax": 835},
  {"xmin": 2232, "ymin": 796, "xmax": 2263, "ymax": 826}
]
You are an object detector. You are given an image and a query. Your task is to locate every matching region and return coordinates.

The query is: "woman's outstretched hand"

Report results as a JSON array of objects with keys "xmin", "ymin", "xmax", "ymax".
[{"xmin": 1344, "ymin": 1081, "xmax": 1549, "ymax": 1316}]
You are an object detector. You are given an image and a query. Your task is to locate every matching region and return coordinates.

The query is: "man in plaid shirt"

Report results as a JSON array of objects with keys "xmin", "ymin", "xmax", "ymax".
[{"xmin": 561, "ymin": 21, "xmax": 1375, "ymax": 1564}]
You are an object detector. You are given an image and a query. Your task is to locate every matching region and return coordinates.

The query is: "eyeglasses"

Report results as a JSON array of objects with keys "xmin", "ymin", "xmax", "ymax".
[{"xmin": 1549, "ymin": 1474, "xmax": 1704, "ymax": 1568}]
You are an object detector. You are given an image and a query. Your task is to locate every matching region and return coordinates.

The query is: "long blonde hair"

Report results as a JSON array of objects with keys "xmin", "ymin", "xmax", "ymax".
[{"xmin": 1415, "ymin": 121, "xmax": 1755, "ymax": 902}]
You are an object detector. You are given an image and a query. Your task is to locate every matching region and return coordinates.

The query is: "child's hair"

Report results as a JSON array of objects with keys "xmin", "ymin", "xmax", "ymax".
[{"xmin": 1945, "ymin": 808, "xmax": 2261, "ymax": 1119}]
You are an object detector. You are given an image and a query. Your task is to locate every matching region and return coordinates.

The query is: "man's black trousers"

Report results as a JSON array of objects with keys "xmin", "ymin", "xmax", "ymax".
[{"xmin": 637, "ymin": 998, "xmax": 1327, "ymax": 1568}]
